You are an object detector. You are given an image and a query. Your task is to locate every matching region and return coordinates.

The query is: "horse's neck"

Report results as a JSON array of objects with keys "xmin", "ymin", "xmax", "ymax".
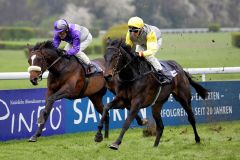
[
  {"xmin": 118, "ymin": 57, "xmax": 153, "ymax": 81},
  {"xmin": 118, "ymin": 59, "xmax": 139, "ymax": 81},
  {"xmin": 137, "ymin": 58, "xmax": 153, "ymax": 73},
  {"xmin": 47, "ymin": 56, "xmax": 80, "ymax": 75}
]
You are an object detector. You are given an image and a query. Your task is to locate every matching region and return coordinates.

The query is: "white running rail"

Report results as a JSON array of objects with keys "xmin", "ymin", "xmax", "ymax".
[{"xmin": 0, "ymin": 67, "xmax": 240, "ymax": 81}]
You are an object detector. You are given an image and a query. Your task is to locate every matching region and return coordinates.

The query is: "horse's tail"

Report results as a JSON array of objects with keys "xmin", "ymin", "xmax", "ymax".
[{"xmin": 184, "ymin": 71, "xmax": 208, "ymax": 100}]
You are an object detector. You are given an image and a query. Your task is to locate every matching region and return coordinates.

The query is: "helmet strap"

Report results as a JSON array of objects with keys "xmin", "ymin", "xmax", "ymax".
[
  {"xmin": 62, "ymin": 19, "xmax": 69, "ymax": 30},
  {"xmin": 138, "ymin": 28, "xmax": 143, "ymax": 35}
]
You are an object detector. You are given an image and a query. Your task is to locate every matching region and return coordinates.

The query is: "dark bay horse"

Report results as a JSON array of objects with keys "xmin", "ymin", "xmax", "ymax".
[
  {"xmin": 94, "ymin": 39, "xmax": 208, "ymax": 150},
  {"xmin": 27, "ymin": 40, "xmax": 109, "ymax": 142}
]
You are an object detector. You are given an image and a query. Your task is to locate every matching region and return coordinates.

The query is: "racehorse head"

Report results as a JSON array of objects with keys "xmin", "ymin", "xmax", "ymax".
[
  {"xmin": 104, "ymin": 38, "xmax": 151, "ymax": 82},
  {"xmin": 104, "ymin": 38, "xmax": 134, "ymax": 81},
  {"xmin": 27, "ymin": 41, "xmax": 61, "ymax": 85}
]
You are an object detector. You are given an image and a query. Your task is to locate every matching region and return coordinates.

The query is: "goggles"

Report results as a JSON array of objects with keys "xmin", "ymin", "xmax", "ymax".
[{"xmin": 128, "ymin": 27, "xmax": 141, "ymax": 33}]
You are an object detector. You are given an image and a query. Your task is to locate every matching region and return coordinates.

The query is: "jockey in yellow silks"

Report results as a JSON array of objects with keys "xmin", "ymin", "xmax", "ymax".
[{"xmin": 125, "ymin": 16, "xmax": 170, "ymax": 84}]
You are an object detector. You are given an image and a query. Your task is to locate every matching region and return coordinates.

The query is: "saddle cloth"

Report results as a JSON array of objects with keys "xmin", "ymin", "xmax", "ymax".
[
  {"xmin": 85, "ymin": 61, "xmax": 103, "ymax": 76},
  {"xmin": 90, "ymin": 61, "xmax": 103, "ymax": 73},
  {"xmin": 159, "ymin": 60, "xmax": 178, "ymax": 80}
]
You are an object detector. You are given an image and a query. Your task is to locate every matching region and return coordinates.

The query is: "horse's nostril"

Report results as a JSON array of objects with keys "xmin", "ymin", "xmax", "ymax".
[{"xmin": 30, "ymin": 78, "xmax": 38, "ymax": 85}]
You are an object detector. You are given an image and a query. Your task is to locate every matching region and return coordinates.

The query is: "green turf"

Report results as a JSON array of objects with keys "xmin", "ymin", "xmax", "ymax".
[
  {"xmin": 160, "ymin": 32, "xmax": 240, "ymax": 68},
  {"xmin": 0, "ymin": 50, "xmax": 28, "ymax": 72},
  {"xmin": 0, "ymin": 121, "xmax": 239, "ymax": 160}
]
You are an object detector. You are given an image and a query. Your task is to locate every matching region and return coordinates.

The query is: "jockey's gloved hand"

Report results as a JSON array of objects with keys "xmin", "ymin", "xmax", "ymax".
[
  {"xmin": 59, "ymin": 50, "xmax": 71, "ymax": 59},
  {"xmin": 62, "ymin": 50, "xmax": 68, "ymax": 56},
  {"xmin": 138, "ymin": 51, "xmax": 144, "ymax": 57},
  {"xmin": 57, "ymin": 49, "xmax": 68, "ymax": 56}
]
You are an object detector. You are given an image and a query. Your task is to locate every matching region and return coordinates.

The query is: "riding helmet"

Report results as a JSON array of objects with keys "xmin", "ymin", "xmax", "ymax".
[
  {"xmin": 54, "ymin": 19, "xmax": 69, "ymax": 33},
  {"xmin": 128, "ymin": 17, "xmax": 144, "ymax": 29}
]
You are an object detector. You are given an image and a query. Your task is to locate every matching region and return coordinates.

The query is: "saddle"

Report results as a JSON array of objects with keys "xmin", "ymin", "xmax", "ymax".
[
  {"xmin": 146, "ymin": 60, "xmax": 179, "ymax": 85},
  {"xmin": 158, "ymin": 60, "xmax": 178, "ymax": 80},
  {"xmin": 72, "ymin": 56, "xmax": 103, "ymax": 76},
  {"xmin": 82, "ymin": 61, "xmax": 103, "ymax": 77},
  {"xmin": 136, "ymin": 57, "xmax": 178, "ymax": 85}
]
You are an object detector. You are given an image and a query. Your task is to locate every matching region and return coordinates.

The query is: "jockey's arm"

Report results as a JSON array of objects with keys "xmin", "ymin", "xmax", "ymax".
[
  {"xmin": 67, "ymin": 35, "xmax": 80, "ymax": 55},
  {"xmin": 142, "ymin": 31, "xmax": 158, "ymax": 57},
  {"xmin": 52, "ymin": 35, "xmax": 61, "ymax": 48}
]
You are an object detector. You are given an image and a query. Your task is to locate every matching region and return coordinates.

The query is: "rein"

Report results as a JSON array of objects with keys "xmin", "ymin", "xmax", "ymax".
[
  {"xmin": 107, "ymin": 46, "xmax": 155, "ymax": 82},
  {"xmin": 38, "ymin": 56, "xmax": 62, "ymax": 80},
  {"xmin": 107, "ymin": 43, "xmax": 163, "ymax": 106},
  {"xmin": 107, "ymin": 46, "xmax": 136, "ymax": 77}
]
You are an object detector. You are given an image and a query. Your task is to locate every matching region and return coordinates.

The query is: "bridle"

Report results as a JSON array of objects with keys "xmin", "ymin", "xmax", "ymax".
[
  {"xmin": 106, "ymin": 46, "xmax": 135, "ymax": 77},
  {"xmin": 106, "ymin": 45, "xmax": 157, "ymax": 83},
  {"xmin": 28, "ymin": 49, "xmax": 62, "ymax": 81}
]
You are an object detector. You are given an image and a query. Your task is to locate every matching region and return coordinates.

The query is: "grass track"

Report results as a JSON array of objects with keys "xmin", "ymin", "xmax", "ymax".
[{"xmin": 0, "ymin": 121, "xmax": 239, "ymax": 160}]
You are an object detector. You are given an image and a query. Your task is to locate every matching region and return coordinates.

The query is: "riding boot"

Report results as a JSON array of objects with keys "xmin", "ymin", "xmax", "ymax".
[{"xmin": 157, "ymin": 70, "xmax": 171, "ymax": 85}]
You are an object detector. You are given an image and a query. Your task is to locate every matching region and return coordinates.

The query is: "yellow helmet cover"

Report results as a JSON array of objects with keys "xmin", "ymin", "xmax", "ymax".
[{"xmin": 128, "ymin": 17, "xmax": 144, "ymax": 28}]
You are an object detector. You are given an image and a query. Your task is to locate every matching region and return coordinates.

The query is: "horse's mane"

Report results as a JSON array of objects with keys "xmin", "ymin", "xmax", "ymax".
[
  {"xmin": 33, "ymin": 40, "xmax": 56, "ymax": 51},
  {"xmin": 110, "ymin": 39, "xmax": 135, "ymax": 58},
  {"xmin": 33, "ymin": 40, "xmax": 64, "ymax": 56},
  {"xmin": 114, "ymin": 39, "xmax": 153, "ymax": 69},
  {"xmin": 109, "ymin": 39, "xmax": 154, "ymax": 81}
]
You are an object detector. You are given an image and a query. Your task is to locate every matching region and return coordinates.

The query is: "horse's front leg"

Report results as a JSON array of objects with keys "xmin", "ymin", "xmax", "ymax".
[
  {"xmin": 125, "ymin": 104, "xmax": 148, "ymax": 126},
  {"xmin": 29, "ymin": 91, "xmax": 67, "ymax": 142},
  {"xmin": 135, "ymin": 114, "xmax": 148, "ymax": 126},
  {"xmin": 28, "ymin": 96, "xmax": 54, "ymax": 142},
  {"xmin": 151, "ymin": 103, "xmax": 164, "ymax": 147},
  {"xmin": 109, "ymin": 104, "xmax": 139, "ymax": 150},
  {"xmin": 94, "ymin": 97, "xmax": 119, "ymax": 142}
]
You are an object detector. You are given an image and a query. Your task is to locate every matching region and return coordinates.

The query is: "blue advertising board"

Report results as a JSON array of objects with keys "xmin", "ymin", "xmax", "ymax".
[
  {"xmin": 0, "ymin": 89, "xmax": 65, "ymax": 140},
  {"xmin": 0, "ymin": 81, "xmax": 240, "ymax": 141}
]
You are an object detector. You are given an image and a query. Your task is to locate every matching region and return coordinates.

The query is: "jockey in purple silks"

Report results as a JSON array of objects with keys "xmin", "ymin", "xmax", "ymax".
[{"xmin": 53, "ymin": 19, "xmax": 94, "ymax": 74}]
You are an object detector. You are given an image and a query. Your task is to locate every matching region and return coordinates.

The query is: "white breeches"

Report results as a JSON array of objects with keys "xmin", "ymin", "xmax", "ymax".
[
  {"xmin": 64, "ymin": 34, "xmax": 92, "ymax": 65},
  {"xmin": 145, "ymin": 56, "xmax": 163, "ymax": 71},
  {"xmin": 135, "ymin": 38, "xmax": 163, "ymax": 71}
]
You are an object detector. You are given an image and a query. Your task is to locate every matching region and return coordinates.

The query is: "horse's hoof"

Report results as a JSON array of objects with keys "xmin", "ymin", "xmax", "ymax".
[
  {"xmin": 153, "ymin": 144, "xmax": 159, "ymax": 147},
  {"xmin": 142, "ymin": 118, "xmax": 148, "ymax": 126},
  {"xmin": 195, "ymin": 136, "xmax": 201, "ymax": 143},
  {"xmin": 28, "ymin": 136, "xmax": 37, "ymax": 142},
  {"xmin": 94, "ymin": 133, "xmax": 103, "ymax": 142},
  {"xmin": 109, "ymin": 143, "xmax": 119, "ymax": 150}
]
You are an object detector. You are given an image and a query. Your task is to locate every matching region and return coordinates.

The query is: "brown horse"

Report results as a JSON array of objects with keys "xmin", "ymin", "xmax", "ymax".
[
  {"xmin": 27, "ymin": 40, "xmax": 110, "ymax": 142},
  {"xmin": 27, "ymin": 40, "xmax": 146, "ymax": 142},
  {"xmin": 94, "ymin": 39, "xmax": 209, "ymax": 150}
]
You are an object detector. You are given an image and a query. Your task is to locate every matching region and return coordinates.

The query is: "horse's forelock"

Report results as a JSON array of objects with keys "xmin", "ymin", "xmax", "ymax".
[
  {"xmin": 109, "ymin": 39, "xmax": 120, "ymax": 47},
  {"xmin": 105, "ymin": 39, "xmax": 136, "ymax": 66},
  {"xmin": 109, "ymin": 39, "xmax": 132, "ymax": 55}
]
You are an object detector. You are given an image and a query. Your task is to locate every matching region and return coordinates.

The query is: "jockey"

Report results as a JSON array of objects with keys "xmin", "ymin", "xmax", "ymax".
[
  {"xmin": 53, "ymin": 19, "xmax": 94, "ymax": 74},
  {"xmin": 125, "ymin": 16, "xmax": 170, "ymax": 84}
]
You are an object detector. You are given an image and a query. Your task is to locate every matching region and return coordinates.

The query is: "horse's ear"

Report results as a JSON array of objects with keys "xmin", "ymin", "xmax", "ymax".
[
  {"xmin": 106, "ymin": 37, "xmax": 112, "ymax": 46},
  {"xmin": 117, "ymin": 38, "xmax": 123, "ymax": 48},
  {"xmin": 120, "ymin": 38, "xmax": 124, "ymax": 43},
  {"xmin": 27, "ymin": 44, "xmax": 33, "ymax": 53},
  {"xmin": 25, "ymin": 44, "xmax": 33, "ymax": 58}
]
